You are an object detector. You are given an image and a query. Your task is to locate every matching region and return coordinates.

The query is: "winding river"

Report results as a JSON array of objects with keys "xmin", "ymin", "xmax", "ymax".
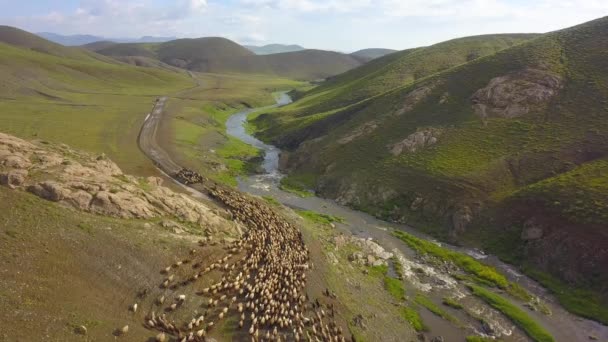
[{"xmin": 226, "ymin": 93, "xmax": 608, "ymax": 341}]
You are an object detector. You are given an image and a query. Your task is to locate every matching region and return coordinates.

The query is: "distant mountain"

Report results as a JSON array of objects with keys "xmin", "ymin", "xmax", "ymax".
[
  {"xmin": 350, "ymin": 48, "xmax": 397, "ymax": 62},
  {"xmin": 35, "ymin": 32, "xmax": 177, "ymax": 46},
  {"xmin": 35, "ymin": 32, "xmax": 104, "ymax": 46},
  {"xmin": 88, "ymin": 38, "xmax": 362, "ymax": 80},
  {"xmin": 244, "ymin": 44, "xmax": 305, "ymax": 55}
]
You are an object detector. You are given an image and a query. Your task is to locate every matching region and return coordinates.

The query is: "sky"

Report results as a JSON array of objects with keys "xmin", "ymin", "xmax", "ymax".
[{"xmin": 1, "ymin": 0, "xmax": 607, "ymax": 51}]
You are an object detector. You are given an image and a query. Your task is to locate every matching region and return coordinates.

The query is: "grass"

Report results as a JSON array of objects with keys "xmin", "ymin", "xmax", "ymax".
[
  {"xmin": 442, "ymin": 297, "xmax": 463, "ymax": 309},
  {"xmin": 468, "ymin": 284, "xmax": 554, "ymax": 342},
  {"xmin": 400, "ymin": 306, "xmax": 427, "ymax": 332},
  {"xmin": 296, "ymin": 210, "xmax": 344, "ymax": 226},
  {"xmin": 244, "ymin": 18, "xmax": 608, "ymax": 325},
  {"xmin": 262, "ymin": 196, "xmax": 281, "ymax": 206},
  {"xmin": 279, "ymin": 173, "xmax": 317, "ymax": 197},
  {"xmin": 415, "ymin": 294, "xmax": 459, "ymax": 324},
  {"xmin": 466, "ymin": 336, "xmax": 499, "ymax": 342},
  {"xmin": 393, "ymin": 231, "xmax": 509, "ymax": 288},
  {"xmin": 384, "ymin": 277, "xmax": 406, "ymax": 300},
  {"xmin": 522, "ymin": 267, "xmax": 608, "ymax": 325}
]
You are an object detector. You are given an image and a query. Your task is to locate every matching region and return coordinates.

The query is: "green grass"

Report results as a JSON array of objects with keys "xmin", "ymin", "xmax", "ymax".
[
  {"xmin": 522, "ymin": 267, "xmax": 608, "ymax": 325},
  {"xmin": 279, "ymin": 173, "xmax": 317, "ymax": 197},
  {"xmin": 393, "ymin": 231, "xmax": 509, "ymax": 288},
  {"xmin": 384, "ymin": 277, "xmax": 406, "ymax": 300},
  {"xmin": 468, "ymin": 284, "xmax": 554, "ymax": 342},
  {"xmin": 400, "ymin": 306, "xmax": 427, "ymax": 332},
  {"xmin": 442, "ymin": 297, "xmax": 463, "ymax": 309},
  {"xmin": 415, "ymin": 294, "xmax": 459, "ymax": 324},
  {"xmin": 262, "ymin": 196, "xmax": 281, "ymax": 206},
  {"xmin": 296, "ymin": 210, "xmax": 344, "ymax": 226}
]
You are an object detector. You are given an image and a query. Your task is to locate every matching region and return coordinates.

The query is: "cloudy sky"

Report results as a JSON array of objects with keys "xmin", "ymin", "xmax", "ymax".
[{"xmin": 1, "ymin": 0, "xmax": 607, "ymax": 51}]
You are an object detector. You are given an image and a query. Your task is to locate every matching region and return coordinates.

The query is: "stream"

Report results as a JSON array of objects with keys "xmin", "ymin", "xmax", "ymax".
[{"xmin": 226, "ymin": 93, "xmax": 607, "ymax": 342}]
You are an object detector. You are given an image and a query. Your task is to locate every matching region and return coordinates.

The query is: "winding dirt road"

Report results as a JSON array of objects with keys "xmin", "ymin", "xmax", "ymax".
[{"xmin": 138, "ymin": 96, "xmax": 183, "ymax": 176}]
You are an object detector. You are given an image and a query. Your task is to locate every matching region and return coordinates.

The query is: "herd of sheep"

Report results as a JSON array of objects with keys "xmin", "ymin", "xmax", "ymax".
[{"xmin": 121, "ymin": 179, "xmax": 348, "ymax": 341}]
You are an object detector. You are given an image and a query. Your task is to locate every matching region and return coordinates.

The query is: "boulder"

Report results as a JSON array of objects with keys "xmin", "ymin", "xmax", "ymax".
[
  {"xmin": 0, "ymin": 169, "xmax": 28, "ymax": 189},
  {"xmin": 27, "ymin": 181, "xmax": 70, "ymax": 202},
  {"xmin": 389, "ymin": 128, "xmax": 443, "ymax": 156}
]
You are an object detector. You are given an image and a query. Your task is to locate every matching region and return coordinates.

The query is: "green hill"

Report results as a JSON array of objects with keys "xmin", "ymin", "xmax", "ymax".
[
  {"xmin": 245, "ymin": 43, "xmax": 306, "ymax": 55},
  {"xmin": 252, "ymin": 18, "xmax": 608, "ymax": 323},
  {"xmin": 90, "ymin": 37, "xmax": 362, "ymax": 80},
  {"xmin": 265, "ymin": 33, "xmax": 538, "ymax": 121},
  {"xmin": 0, "ymin": 26, "xmax": 193, "ymax": 173},
  {"xmin": 350, "ymin": 48, "xmax": 397, "ymax": 61}
]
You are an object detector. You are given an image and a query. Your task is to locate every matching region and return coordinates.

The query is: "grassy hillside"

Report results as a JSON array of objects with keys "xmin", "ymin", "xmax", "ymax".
[
  {"xmin": 258, "ymin": 34, "xmax": 537, "ymax": 123},
  {"xmin": 0, "ymin": 26, "xmax": 196, "ymax": 175},
  {"xmin": 350, "ymin": 48, "xmax": 397, "ymax": 61},
  {"xmin": 90, "ymin": 37, "xmax": 362, "ymax": 80},
  {"xmin": 251, "ymin": 17, "xmax": 608, "ymax": 322}
]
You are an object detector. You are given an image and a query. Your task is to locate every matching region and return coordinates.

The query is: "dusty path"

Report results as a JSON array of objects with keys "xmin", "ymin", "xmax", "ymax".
[{"xmin": 138, "ymin": 96, "xmax": 182, "ymax": 176}]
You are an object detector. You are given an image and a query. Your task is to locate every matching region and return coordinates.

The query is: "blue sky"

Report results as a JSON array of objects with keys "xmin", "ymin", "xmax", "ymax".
[{"xmin": 1, "ymin": 0, "xmax": 607, "ymax": 51}]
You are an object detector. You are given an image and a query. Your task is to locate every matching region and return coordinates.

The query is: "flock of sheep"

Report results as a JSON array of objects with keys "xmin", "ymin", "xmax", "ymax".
[{"xmin": 124, "ymin": 181, "xmax": 349, "ymax": 341}]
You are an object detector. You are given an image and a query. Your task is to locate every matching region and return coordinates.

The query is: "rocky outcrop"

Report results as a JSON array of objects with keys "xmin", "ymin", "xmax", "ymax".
[
  {"xmin": 389, "ymin": 128, "xmax": 443, "ymax": 156},
  {"xmin": 395, "ymin": 85, "xmax": 435, "ymax": 116},
  {"xmin": 0, "ymin": 132, "xmax": 239, "ymax": 237},
  {"xmin": 338, "ymin": 121, "xmax": 378, "ymax": 145},
  {"xmin": 471, "ymin": 68, "xmax": 562, "ymax": 119}
]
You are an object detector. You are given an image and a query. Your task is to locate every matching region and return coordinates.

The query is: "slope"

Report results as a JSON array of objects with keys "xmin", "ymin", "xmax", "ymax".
[
  {"xmin": 91, "ymin": 37, "xmax": 363, "ymax": 80},
  {"xmin": 350, "ymin": 48, "xmax": 397, "ymax": 61},
  {"xmin": 260, "ymin": 33, "xmax": 538, "ymax": 123},
  {"xmin": 245, "ymin": 44, "xmax": 306, "ymax": 55},
  {"xmin": 0, "ymin": 26, "xmax": 194, "ymax": 174},
  {"xmin": 253, "ymin": 17, "xmax": 608, "ymax": 323}
]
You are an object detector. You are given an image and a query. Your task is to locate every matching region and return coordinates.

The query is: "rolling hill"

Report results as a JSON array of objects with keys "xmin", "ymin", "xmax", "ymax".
[
  {"xmin": 86, "ymin": 37, "xmax": 363, "ymax": 80},
  {"xmin": 262, "ymin": 33, "xmax": 539, "ymax": 122},
  {"xmin": 0, "ymin": 25, "xmax": 193, "ymax": 173},
  {"xmin": 350, "ymin": 48, "xmax": 397, "ymax": 61},
  {"xmin": 245, "ymin": 44, "xmax": 305, "ymax": 55},
  {"xmin": 37, "ymin": 32, "xmax": 177, "ymax": 45},
  {"xmin": 251, "ymin": 17, "xmax": 608, "ymax": 323}
]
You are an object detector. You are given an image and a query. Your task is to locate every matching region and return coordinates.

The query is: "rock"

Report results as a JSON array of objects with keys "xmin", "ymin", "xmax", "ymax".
[
  {"xmin": 338, "ymin": 121, "xmax": 378, "ymax": 145},
  {"xmin": 451, "ymin": 206, "xmax": 473, "ymax": 235},
  {"xmin": 521, "ymin": 218, "xmax": 544, "ymax": 240},
  {"xmin": 395, "ymin": 85, "xmax": 435, "ymax": 116},
  {"xmin": 481, "ymin": 319, "xmax": 496, "ymax": 336},
  {"xmin": 74, "ymin": 325, "xmax": 87, "ymax": 335},
  {"xmin": 147, "ymin": 176, "xmax": 163, "ymax": 187},
  {"xmin": 27, "ymin": 181, "xmax": 70, "ymax": 202},
  {"xmin": 471, "ymin": 68, "xmax": 563, "ymax": 120},
  {"xmin": 2, "ymin": 155, "xmax": 31, "ymax": 169},
  {"xmin": 389, "ymin": 128, "xmax": 443, "ymax": 156},
  {"xmin": 417, "ymin": 333, "xmax": 427, "ymax": 341},
  {"xmin": 65, "ymin": 190, "xmax": 93, "ymax": 210},
  {"xmin": 366, "ymin": 254, "xmax": 377, "ymax": 266},
  {"xmin": 431, "ymin": 337, "xmax": 444, "ymax": 342},
  {"xmin": 0, "ymin": 169, "xmax": 28, "ymax": 189},
  {"xmin": 352, "ymin": 314, "xmax": 367, "ymax": 330}
]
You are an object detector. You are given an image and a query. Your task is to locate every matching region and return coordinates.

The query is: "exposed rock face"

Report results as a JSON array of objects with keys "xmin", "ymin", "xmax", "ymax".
[
  {"xmin": 521, "ymin": 218, "xmax": 544, "ymax": 240},
  {"xmin": 395, "ymin": 85, "xmax": 435, "ymax": 116},
  {"xmin": 452, "ymin": 206, "xmax": 473, "ymax": 236},
  {"xmin": 338, "ymin": 121, "xmax": 378, "ymax": 145},
  {"xmin": 389, "ymin": 128, "xmax": 443, "ymax": 156},
  {"xmin": 471, "ymin": 68, "xmax": 562, "ymax": 119},
  {"xmin": 0, "ymin": 132, "xmax": 238, "ymax": 237}
]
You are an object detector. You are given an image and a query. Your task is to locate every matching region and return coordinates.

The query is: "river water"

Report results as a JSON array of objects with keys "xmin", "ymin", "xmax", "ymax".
[{"xmin": 226, "ymin": 93, "xmax": 608, "ymax": 342}]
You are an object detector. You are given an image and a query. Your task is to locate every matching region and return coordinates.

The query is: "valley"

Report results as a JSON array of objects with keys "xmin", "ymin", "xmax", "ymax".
[{"xmin": 0, "ymin": 10, "xmax": 607, "ymax": 342}]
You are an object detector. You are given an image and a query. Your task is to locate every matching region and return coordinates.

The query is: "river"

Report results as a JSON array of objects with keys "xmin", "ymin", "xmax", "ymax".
[{"xmin": 226, "ymin": 92, "xmax": 607, "ymax": 342}]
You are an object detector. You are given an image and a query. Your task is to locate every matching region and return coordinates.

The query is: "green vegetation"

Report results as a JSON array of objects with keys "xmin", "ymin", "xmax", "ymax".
[
  {"xmin": 415, "ymin": 294, "xmax": 459, "ymax": 324},
  {"xmin": 296, "ymin": 210, "xmax": 344, "ymax": 226},
  {"xmin": 384, "ymin": 277, "xmax": 406, "ymax": 300},
  {"xmin": 442, "ymin": 297, "xmax": 463, "ymax": 309},
  {"xmin": 245, "ymin": 18, "xmax": 608, "ymax": 324},
  {"xmin": 468, "ymin": 285, "xmax": 554, "ymax": 342},
  {"xmin": 523, "ymin": 267, "xmax": 608, "ymax": 325},
  {"xmin": 262, "ymin": 196, "xmax": 281, "ymax": 206},
  {"xmin": 88, "ymin": 37, "xmax": 362, "ymax": 81},
  {"xmin": 279, "ymin": 174, "xmax": 316, "ymax": 197},
  {"xmin": 400, "ymin": 306, "xmax": 427, "ymax": 332},
  {"xmin": 393, "ymin": 231, "xmax": 508, "ymax": 288}
]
